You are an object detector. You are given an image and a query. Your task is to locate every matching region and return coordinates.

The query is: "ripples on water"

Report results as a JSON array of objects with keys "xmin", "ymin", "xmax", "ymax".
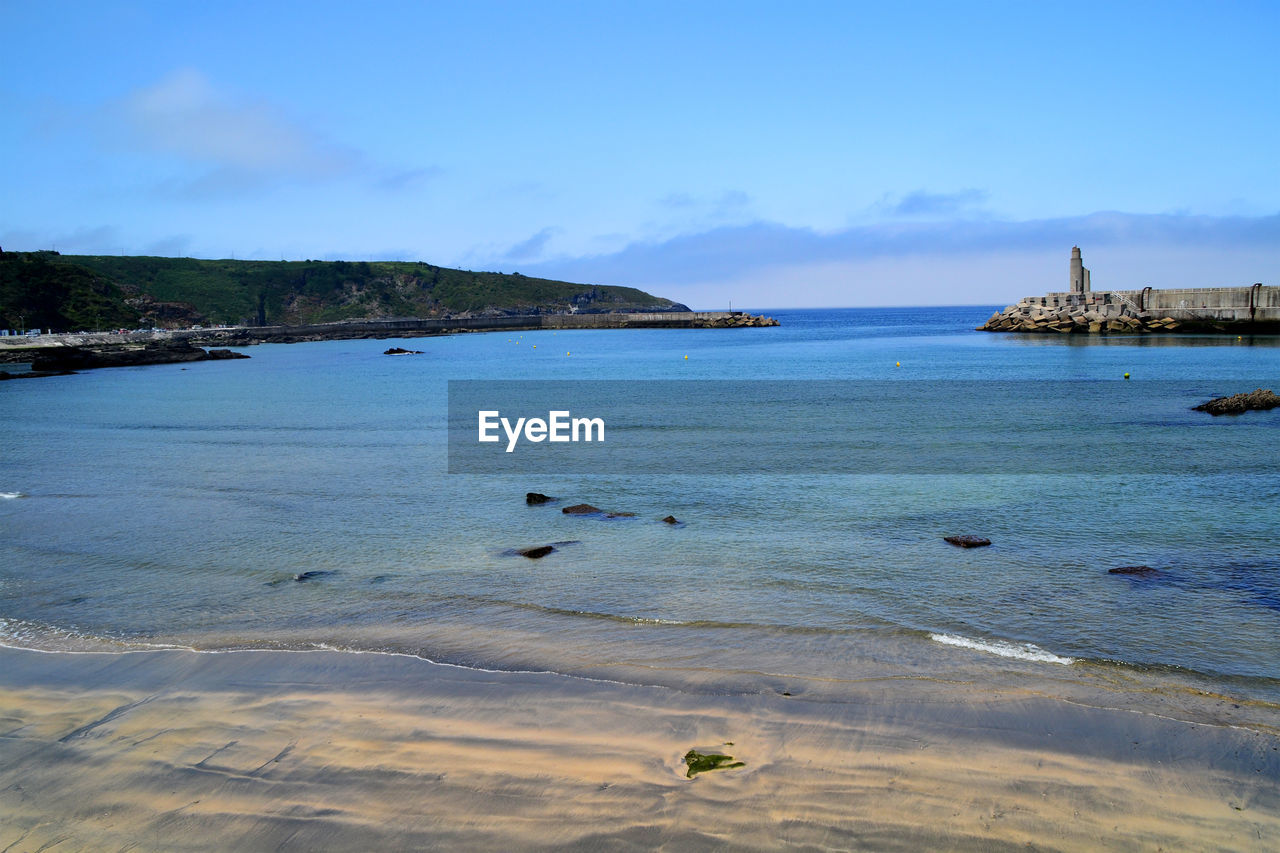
[{"xmin": 1, "ymin": 307, "xmax": 1278, "ymax": 705}]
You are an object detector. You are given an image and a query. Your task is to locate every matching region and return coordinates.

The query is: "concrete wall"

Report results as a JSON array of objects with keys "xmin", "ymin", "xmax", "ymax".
[
  {"xmin": 1116, "ymin": 285, "xmax": 1277, "ymax": 322},
  {"xmin": 0, "ymin": 312, "xmax": 774, "ymax": 352},
  {"xmin": 1001, "ymin": 284, "xmax": 1279, "ymax": 330},
  {"xmin": 541, "ymin": 312, "xmax": 736, "ymax": 328},
  {"xmin": 178, "ymin": 312, "xmax": 756, "ymax": 341}
]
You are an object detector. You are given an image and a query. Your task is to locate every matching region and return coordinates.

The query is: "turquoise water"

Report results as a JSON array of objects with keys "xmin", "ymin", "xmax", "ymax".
[{"xmin": 2, "ymin": 307, "xmax": 1278, "ymax": 704}]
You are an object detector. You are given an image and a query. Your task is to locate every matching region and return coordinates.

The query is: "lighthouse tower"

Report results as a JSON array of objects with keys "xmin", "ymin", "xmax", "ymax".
[{"xmin": 1069, "ymin": 247, "xmax": 1091, "ymax": 294}]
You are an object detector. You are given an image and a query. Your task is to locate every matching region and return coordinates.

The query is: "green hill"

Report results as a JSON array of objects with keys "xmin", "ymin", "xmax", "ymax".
[{"xmin": 0, "ymin": 251, "xmax": 686, "ymax": 332}]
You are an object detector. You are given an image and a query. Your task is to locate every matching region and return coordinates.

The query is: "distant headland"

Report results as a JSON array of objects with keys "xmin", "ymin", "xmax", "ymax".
[
  {"xmin": 0, "ymin": 250, "xmax": 693, "ymax": 336},
  {"xmin": 980, "ymin": 247, "xmax": 1278, "ymax": 334},
  {"xmin": 0, "ymin": 249, "xmax": 778, "ymax": 373}
]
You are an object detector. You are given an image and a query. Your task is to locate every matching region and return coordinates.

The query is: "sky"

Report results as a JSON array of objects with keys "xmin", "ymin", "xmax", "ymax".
[{"xmin": 2, "ymin": 0, "xmax": 1278, "ymax": 309}]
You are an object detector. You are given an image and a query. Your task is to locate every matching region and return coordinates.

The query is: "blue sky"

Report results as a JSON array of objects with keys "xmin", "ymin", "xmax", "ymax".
[{"xmin": 3, "ymin": 1, "xmax": 1277, "ymax": 308}]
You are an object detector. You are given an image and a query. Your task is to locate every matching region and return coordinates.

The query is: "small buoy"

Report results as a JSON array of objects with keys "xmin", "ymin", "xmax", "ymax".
[
  {"xmin": 1124, "ymin": 373, "xmax": 1130, "ymax": 379},
  {"xmin": 532, "ymin": 345, "xmax": 536, "ymax": 349},
  {"xmin": 567, "ymin": 351, "xmax": 571, "ymax": 356},
  {"xmin": 895, "ymin": 361, "xmax": 900, "ymax": 367},
  {"xmin": 684, "ymin": 355, "xmax": 688, "ymax": 360}
]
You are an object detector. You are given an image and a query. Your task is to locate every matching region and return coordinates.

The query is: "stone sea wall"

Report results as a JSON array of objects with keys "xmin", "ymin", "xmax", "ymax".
[
  {"xmin": 184, "ymin": 311, "xmax": 778, "ymax": 344},
  {"xmin": 0, "ymin": 312, "xmax": 779, "ymax": 357},
  {"xmin": 980, "ymin": 286, "xmax": 1279, "ymax": 334}
]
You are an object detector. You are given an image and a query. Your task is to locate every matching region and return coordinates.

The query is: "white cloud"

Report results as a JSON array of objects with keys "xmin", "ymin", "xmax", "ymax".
[
  {"xmin": 118, "ymin": 69, "xmax": 357, "ymax": 188},
  {"xmin": 879, "ymin": 188, "xmax": 990, "ymax": 217},
  {"xmin": 503, "ymin": 227, "xmax": 558, "ymax": 261},
  {"xmin": 100, "ymin": 69, "xmax": 434, "ymax": 199},
  {"xmin": 517, "ymin": 211, "xmax": 1280, "ymax": 308}
]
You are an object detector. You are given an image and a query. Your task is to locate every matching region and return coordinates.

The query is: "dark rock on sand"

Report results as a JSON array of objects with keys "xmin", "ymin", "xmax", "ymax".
[
  {"xmin": 1192, "ymin": 388, "xmax": 1280, "ymax": 415},
  {"xmin": 1108, "ymin": 565, "xmax": 1160, "ymax": 576},
  {"xmin": 944, "ymin": 535, "xmax": 991, "ymax": 548},
  {"xmin": 517, "ymin": 545, "xmax": 555, "ymax": 559},
  {"xmin": 526, "ymin": 492, "xmax": 556, "ymax": 505}
]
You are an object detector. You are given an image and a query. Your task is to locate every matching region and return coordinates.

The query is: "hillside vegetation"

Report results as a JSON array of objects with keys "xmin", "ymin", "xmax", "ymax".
[{"xmin": 0, "ymin": 251, "xmax": 685, "ymax": 332}]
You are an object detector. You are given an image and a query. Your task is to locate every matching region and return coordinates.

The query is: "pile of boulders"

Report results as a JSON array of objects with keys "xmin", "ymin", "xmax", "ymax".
[
  {"xmin": 980, "ymin": 300, "xmax": 1180, "ymax": 334},
  {"xmin": 693, "ymin": 313, "xmax": 778, "ymax": 328},
  {"xmin": 1192, "ymin": 388, "xmax": 1280, "ymax": 415}
]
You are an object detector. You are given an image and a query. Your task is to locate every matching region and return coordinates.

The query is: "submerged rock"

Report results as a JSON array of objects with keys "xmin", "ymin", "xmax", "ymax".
[
  {"xmin": 1108, "ymin": 565, "xmax": 1160, "ymax": 576},
  {"xmin": 1192, "ymin": 388, "xmax": 1280, "ymax": 415},
  {"xmin": 293, "ymin": 570, "xmax": 334, "ymax": 582},
  {"xmin": 662, "ymin": 515, "xmax": 680, "ymax": 524},
  {"xmin": 562, "ymin": 503, "xmax": 634, "ymax": 518},
  {"xmin": 517, "ymin": 545, "xmax": 555, "ymax": 559},
  {"xmin": 526, "ymin": 492, "xmax": 556, "ymax": 505},
  {"xmin": 943, "ymin": 535, "xmax": 991, "ymax": 548}
]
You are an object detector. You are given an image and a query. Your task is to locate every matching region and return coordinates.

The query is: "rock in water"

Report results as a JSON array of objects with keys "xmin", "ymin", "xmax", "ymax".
[
  {"xmin": 1192, "ymin": 388, "xmax": 1280, "ymax": 415},
  {"xmin": 662, "ymin": 515, "xmax": 680, "ymax": 524},
  {"xmin": 383, "ymin": 347, "xmax": 424, "ymax": 355},
  {"xmin": 29, "ymin": 341, "xmax": 249, "ymax": 372},
  {"xmin": 944, "ymin": 535, "xmax": 991, "ymax": 548},
  {"xmin": 517, "ymin": 545, "xmax": 555, "ymax": 559},
  {"xmin": 526, "ymin": 492, "xmax": 556, "ymax": 505},
  {"xmin": 562, "ymin": 503, "xmax": 633, "ymax": 517},
  {"xmin": 1108, "ymin": 565, "xmax": 1159, "ymax": 576}
]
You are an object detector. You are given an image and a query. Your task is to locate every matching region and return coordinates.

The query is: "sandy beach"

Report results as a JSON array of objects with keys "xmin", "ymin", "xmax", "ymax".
[{"xmin": 1, "ymin": 646, "xmax": 1276, "ymax": 851}]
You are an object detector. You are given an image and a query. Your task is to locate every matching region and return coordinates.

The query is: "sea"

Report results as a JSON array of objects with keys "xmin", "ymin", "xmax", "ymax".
[{"xmin": 2, "ymin": 307, "xmax": 1278, "ymax": 711}]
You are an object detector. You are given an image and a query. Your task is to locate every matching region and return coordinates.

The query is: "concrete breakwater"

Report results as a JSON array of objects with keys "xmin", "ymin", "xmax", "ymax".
[
  {"xmin": 184, "ymin": 311, "xmax": 777, "ymax": 345},
  {"xmin": 0, "ymin": 311, "xmax": 778, "ymax": 356},
  {"xmin": 980, "ymin": 286, "xmax": 1280, "ymax": 335},
  {"xmin": 980, "ymin": 248, "xmax": 1278, "ymax": 335}
]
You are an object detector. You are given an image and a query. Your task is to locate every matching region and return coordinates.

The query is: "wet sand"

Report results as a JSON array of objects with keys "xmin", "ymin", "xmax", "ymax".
[{"xmin": 1, "ymin": 646, "xmax": 1277, "ymax": 851}]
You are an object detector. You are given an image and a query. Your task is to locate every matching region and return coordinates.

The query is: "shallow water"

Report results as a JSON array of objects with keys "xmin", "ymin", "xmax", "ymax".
[{"xmin": 1, "ymin": 307, "xmax": 1278, "ymax": 706}]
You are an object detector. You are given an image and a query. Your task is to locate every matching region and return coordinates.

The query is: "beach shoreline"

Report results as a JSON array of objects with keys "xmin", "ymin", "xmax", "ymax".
[{"xmin": 1, "ymin": 645, "xmax": 1276, "ymax": 851}]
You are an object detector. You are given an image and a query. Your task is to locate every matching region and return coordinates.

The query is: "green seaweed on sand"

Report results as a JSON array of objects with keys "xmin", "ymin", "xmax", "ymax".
[{"xmin": 684, "ymin": 749, "xmax": 745, "ymax": 778}]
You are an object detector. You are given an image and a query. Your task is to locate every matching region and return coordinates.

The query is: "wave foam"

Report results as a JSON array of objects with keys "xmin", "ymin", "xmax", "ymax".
[
  {"xmin": 0, "ymin": 617, "xmax": 186, "ymax": 654},
  {"xmin": 930, "ymin": 632, "xmax": 1076, "ymax": 665},
  {"xmin": 0, "ymin": 492, "xmax": 24, "ymax": 500}
]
